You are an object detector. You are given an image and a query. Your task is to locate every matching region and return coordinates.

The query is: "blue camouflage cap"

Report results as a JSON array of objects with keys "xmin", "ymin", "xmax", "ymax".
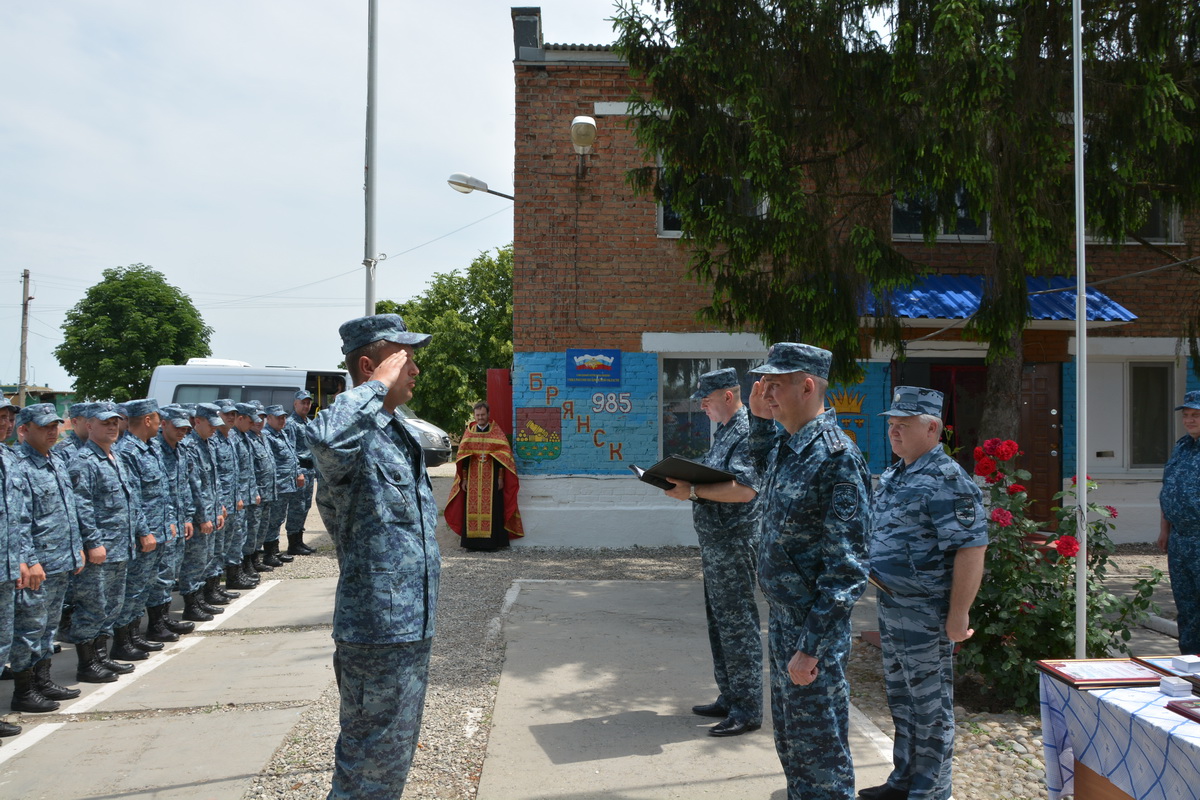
[
  {"xmin": 339, "ymin": 313, "xmax": 431, "ymax": 355},
  {"xmin": 691, "ymin": 367, "xmax": 740, "ymax": 399},
  {"xmin": 294, "ymin": 389, "xmax": 312, "ymax": 401},
  {"xmin": 263, "ymin": 404, "xmax": 287, "ymax": 417},
  {"xmin": 124, "ymin": 398, "xmax": 160, "ymax": 418},
  {"xmin": 216, "ymin": 399, "xmax": 237, "ymax": 414},
  {"xmin": 89, "ymin": 401, "xmax": 123, "ymax": 421},
  {"xmin": 68, "ymin": 402, "xmax": 95, "ymax": 419},
  {"xmin": 181, "ymin": 403, "xmax": 198, "ymax": 416},
  {"xmin": 1176, "ymin": 390, "xmax": 1200, "ymax": 411},
  {"xmin": 748, "ymin": 342, "xmax": 832, "ymax": 380},
  {"xmin": 0, "ymin": 396, "xmax": 20, "ymax": 412},
  {"xmin": 880, "ymin": 386, "xmax": 944, "ymax": 417},
  {"xmin": 195, "ymin": 402, "xmax": 225, "ymax": 426},
  {"xmin": 160, "ymin": 405, "xmax": 192, "ymax": 429},
  {"xmin": 114, "ymin": 403, "xmax": 130, "ymax": 418},
  {"xmin": 215, "ymin": 397, "xmax": 235, "ymax": 407},
  {"xmin": 16, "ymin": 403, "xmax": 63, "ymax": 428},
  {"xmin": 234, "ymin": 402, "xmax": 262, "ymax": 420}
]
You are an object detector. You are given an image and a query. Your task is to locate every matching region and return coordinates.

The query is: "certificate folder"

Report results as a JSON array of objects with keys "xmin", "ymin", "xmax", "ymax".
[{"xmin": 629, "ymin": 456, "xmax": 737, "ymax": 490}]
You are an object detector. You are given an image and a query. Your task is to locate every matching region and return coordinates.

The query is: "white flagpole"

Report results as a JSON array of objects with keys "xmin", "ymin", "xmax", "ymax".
[{"xmin": 1072, "ymin": 0, "xmax": 1089, "ymax": 659}]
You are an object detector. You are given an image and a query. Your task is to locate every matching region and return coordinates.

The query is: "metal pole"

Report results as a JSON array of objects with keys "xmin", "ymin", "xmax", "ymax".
[
  {"xmin": 1072, "ymin": 0, "xmax": 1089, "ymax": 659},
  {"xmin": 363, "ymin": 0, "xmax": 378, "ymax": 316},
  {"xmin": 18, "ymin": 269, "xmax": 30, "ymax": 406}
]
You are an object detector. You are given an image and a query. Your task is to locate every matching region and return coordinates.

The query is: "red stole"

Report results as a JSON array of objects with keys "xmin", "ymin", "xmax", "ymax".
[{"xmin": 445, "ymin": 422, "xmax": 524, "ymax": 539}]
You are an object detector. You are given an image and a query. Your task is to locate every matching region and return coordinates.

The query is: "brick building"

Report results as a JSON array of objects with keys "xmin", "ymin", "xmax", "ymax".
[{"xmin": 507, "ymin": 7, "xmax": 1199, "ymax": 546}]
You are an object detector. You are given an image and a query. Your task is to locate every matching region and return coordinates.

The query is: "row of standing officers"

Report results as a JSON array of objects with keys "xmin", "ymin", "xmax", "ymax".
[{"xmin": 0, "ymin": 391, "xmax": 318, "ymax": 741}]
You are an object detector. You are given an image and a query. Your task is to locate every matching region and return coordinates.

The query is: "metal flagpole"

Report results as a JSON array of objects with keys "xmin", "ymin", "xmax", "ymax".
[
  {"xmin": 363, "ymin": 0, "xmax": 378, "ymax": 316},
  {"xmin": 1072, "ymin": 0, "xmax": 1089, "ymax": 659}
]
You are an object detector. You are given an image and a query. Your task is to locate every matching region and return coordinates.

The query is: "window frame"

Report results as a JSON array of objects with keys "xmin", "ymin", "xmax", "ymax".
[
  {"xmin": 658, "ymin": 354, "xmax": 764, "ymax": 459},
  {"xmin": 891, "ymin": 185, "xmax": 991, "ymax": 243}
]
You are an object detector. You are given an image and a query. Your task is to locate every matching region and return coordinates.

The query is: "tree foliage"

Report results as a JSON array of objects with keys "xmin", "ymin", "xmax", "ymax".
[
  {"xmin": 55, "ymin": 264, "xmax": 212, "ymax": 402},
  {"xmin": 376, "ymin": 245, "xmax": 514, "ymax": 434},
  {"xmin": 613, "ymin": 1, "xmax": 1200, "ymax": 418}
]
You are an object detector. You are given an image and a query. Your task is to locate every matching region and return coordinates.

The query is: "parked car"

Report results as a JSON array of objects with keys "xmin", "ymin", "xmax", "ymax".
[{"xmin": 395, "ymin": 404, "xmax": 454, "ymax": 467}]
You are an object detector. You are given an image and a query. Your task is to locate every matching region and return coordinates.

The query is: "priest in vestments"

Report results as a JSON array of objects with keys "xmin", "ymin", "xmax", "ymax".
[{"xmin": 446, "ymin": 402, "xmax": 524, "ymax": 551}]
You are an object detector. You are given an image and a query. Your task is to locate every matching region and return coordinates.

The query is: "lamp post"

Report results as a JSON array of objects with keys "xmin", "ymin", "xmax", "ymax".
[{"xmin": 446, "ymin": 173, "xmax": 514, "ymax": 201}]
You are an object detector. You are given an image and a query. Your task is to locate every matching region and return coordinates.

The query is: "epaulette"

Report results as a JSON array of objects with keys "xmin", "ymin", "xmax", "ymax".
[
  {"xmin": 822, "ymin": 427, "xmax": 846, "ymax": 454},
  {"xmin": 938, "ymin": 462, "xmax": 960, "ymax": 480}
]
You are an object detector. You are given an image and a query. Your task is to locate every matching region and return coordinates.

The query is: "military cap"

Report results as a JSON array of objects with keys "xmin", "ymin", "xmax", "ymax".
[
  {"xmin": 215, "ymin": 397, "xmax": 235, "ymax": 408},
  {"xmin": 251, "ymin": 400, "xmax": 265, "ymax": 411},
  {"xmin": 748, "ymin": 342, "xmax": 832, "ymax": 380},
  {"xmin": 691, "ymin": 367, "xmax": 741, "ymax": 399},
  {"xmin": 160, "ymin": 405, "xmax": 193, "ymax": 429},
  {"xmin": 234, "ymin": 402, "xmax": 261, "ymax": 420},
  {"xmin": 295, "ymin": 389, "xmax": 313, "ymax": 401},
  {"xmin": 0, "ymin": 396, "xmax": 20, "ymax": 412},
  {"xmin": 124, "ymin": 398, "xmax": 160, "ymax": 418},
  {"xmin": 1176, "ymin": 390, "xmax": 1200, "ymax": 411},
  {"xmin": 879, "ymin": 386, "xmax": 944, "ymax": 418},
  {"xmin": 113, "ymin": 403, "xmax": 130, "ymax": 418},
  {"xmin": 181, "ymin": 403, "xmax": 198, "ymax": 416},
  {"xmin": 89, "ymin": 401, "xmax": 123, "ymax": 421},
  {"xmin": 195, "ymin": 402, "xmax": 226, "ymax": 426},
  {"xmin": 16, "ymin": 403, "xmax": 63, "ymax": 428},
  {"xmin": 338, "ymin": 313, "xmax": 431, "ymax": 355},
  {"xmin": 68, "ymin": 402, "xmax": 95, "ymax": 419},
  {"xmin": 216, "ymin": 399, "xmax": 237, "ymax": 414},
  {"xmin": 263, "ymin": 404, "xmax": 287, "ymax": 417}
]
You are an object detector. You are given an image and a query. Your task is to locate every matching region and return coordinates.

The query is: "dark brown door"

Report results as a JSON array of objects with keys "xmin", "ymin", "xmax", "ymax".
[{"xmin": 1018, "ymin": 363, "xmax": 1063, "ymax": 523}]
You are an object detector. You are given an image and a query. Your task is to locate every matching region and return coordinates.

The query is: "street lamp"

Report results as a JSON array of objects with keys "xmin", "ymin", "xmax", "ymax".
[{"xmin": 447, "ymin": 173, "xmax": 514, "ymax": 201}]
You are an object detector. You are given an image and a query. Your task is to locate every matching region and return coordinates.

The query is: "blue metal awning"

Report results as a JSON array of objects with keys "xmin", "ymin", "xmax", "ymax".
[{"xmin": 869, "ymin": 275, "xmax": 1136, "ymax": 323}]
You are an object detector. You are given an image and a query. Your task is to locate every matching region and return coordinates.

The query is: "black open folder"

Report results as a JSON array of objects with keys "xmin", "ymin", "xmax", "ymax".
[{"xmin": 629, "ymin": 455, "xmax": 737, "ymax": 491}]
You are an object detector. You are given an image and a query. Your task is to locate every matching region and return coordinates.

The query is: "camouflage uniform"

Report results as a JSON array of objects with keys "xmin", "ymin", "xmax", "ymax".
[
  {"xmin": 263, "ymin": 410, "xmax": 300, "ymax": 550},
  {"xmin": 67, "ymin": 439, "xmax": 144, "ymax": 642},
  {"xmin": 691, "ymin": 387, "xmax": 763, "ymax": 727},
  {"xmin": 10, "ymin": 439, "xmax": 84, "ymax": 671},
  {"xmin": 870, "ymin": 387, "xmax": 988, "ymax": 800},
  {"xmin": 748, "ymin": 344, "xmax": 870, "ymax": 800},
  {"xmin": 149, "ymin": 426, "xmax": 194, "ymax": 609},
  {"xmin": 180, "ymin": 424, "xmax": 221, "ymax": 595},
  {"xmin": 308, "ymin": 313, "xmax": 438, "ymax": 800},
  {"xmin": 229, "ymin": 422, "xmax": 259, "ymax": 568},
  {"xmin": 1, "ymin": 447, "xmax": 33, "ymax": 671},
  {"xmin": 209, "ymin": 418, "xmax": 239, "ymax": 580},
  {"xmin": 113, "ymin": 428, "xmax": 173, "ymax": 628},
  {"xmin": 1160, "ymin": 391, "xmax": 1200, "ymax": 655},
  {"xmin": 285, "ymin": 396, "xmax": 316, "ymax": 537},
  {"xmin": 247, "ymin": 424, "xmax": 276, "ymax": 555}
]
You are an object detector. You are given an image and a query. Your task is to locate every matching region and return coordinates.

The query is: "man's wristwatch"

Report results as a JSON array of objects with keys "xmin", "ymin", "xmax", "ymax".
[{"xmin": 689, "ymin": 484, "xmax": 699, "ymax": 502}]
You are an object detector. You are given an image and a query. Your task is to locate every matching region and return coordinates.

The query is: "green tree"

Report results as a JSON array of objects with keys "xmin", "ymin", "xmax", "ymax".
[
  {"xmin": 55, "ymin": 264, "xmax": 212, "ymax": 402},
  {"xmin": 614, "ymin": 1, "xmax": 1200, "ymax": 438},
  {"xmin": 376, "ymin": 245, "xmax": 513, "ymax": 433}
]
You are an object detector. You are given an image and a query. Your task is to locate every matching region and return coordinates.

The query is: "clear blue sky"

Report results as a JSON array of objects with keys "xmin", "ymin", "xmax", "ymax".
[{"xmin": 1, "ymin": 1, "xmax": 621, "ymax": 391}]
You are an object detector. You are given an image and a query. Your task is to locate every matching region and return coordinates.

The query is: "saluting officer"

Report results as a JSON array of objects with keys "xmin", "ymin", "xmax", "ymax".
[
  {"xmin": 308, "ymin": 313, "xmax": 439, "ymax": 799},
  {"xmin": 862, "ymin": 387, "xmax": 988, "ymax": 800},
  {"xmin": 747, "ymin": 343, "xmax": 870, "ymax": 800}
]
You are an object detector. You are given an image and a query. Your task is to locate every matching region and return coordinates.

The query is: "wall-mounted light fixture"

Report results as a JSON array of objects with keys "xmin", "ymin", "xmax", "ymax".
[
  {"xmin": 570, "ymin": 116, "xmax": 596, "ymax": 179},
  {"xmin": 446, "ymin": 172, "xmax": 515, "ymax": 200}
]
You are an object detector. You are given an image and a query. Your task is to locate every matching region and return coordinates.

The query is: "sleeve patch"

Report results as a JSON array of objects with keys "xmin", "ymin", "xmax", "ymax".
[
  {"xmin": 953, "ymin": 497, "xmax": 977, "ymax": 527},
  {"xmin": 832, "ymin": 482, "xmax": 860, "ymax": 522}
]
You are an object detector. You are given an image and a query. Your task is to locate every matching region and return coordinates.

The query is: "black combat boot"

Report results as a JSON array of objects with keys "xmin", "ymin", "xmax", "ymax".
[
  {"xmin": 194, "ymin": 588, "xmax": 224, "ymax": 616},
  {"xmin": 251, "ymin": 551, "xmax": 274, "ymax": 572},
  {"xmin": 144, "ymin": 604, "xmax": 180, "ymax": 643},
  {"xmin": 225, "ymin": 564, "xmax": 255, "ymax": 591},
  {"xmin": 203, "ymin": 576, "xmax": 231, "ymax": 605},
  {"xmin": 271, "ymin": 540, "xmax": 293, "ymax": 564},
  {"xmin": 34, "ymin": 657, "xmax": 80, "ymax": 700},
  {"xmin": 11, "ymin": 668, "xmax": 60, "ymax": 713},
  {"xmin": 262, "ymin": 541, "xmax": 285, "ymax": 567},
  {"xmin": 108, "ymin": 624, "xmax": 148, "ymax": 661},
  {"xmin": 287, "ymin": 533, "xmax": 314, "ymax": 556},
  {"xmin": 128, "ymin": 616, "xmax": 164, "ymax": 652},
  {"xmin": 74, "ymin": 641, "xmax": 117, "ymax": 684},
  {"xmin": 0, "ymin": 720, "xmax": 22, "ymax": 737},
  {"xmin": 160, "ymin": 602, "xmax": 195, "ymax": 635},
  {"xmin": 182, "ymin": 592, "xmax": 214, "ymax": 622},
  {"xmin": 241, "ymin": 555, "xmax": 262, "ymax": 582},
  {"xmin": 215, "ymin": 573, "xmax": 240, "ymax": 600},
  {"xmin": 93, "ymin": 635, "xmax": 135, "ymax": 675}
]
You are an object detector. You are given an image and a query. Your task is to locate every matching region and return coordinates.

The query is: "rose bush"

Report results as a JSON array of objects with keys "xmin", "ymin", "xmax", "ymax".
[{"xmin": 955, "ymin": 440, "xmax": 1162, "ymax": 711}]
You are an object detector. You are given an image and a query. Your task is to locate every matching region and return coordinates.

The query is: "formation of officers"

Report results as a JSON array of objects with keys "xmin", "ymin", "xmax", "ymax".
[
  {"xmin": 0, "ymin": 390, "xmax": 318, "ymax": 741},
  {"xmin": 667, "ymin": 345, "xmax": 988, "ymax": 800}
]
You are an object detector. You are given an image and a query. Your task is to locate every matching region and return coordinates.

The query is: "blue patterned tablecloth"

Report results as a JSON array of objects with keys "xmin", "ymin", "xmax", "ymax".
[{"xmin": 1040, "ymin": 674, "xmax": 1200, "ymax": 799}]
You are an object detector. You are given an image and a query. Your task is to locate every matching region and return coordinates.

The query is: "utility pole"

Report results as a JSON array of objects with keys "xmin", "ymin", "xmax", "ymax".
[
  {"xmin": 18, "ymin": 269, "xmax": 30, "ymax": 407},
  {"xmin": 362, "ymin": 0, "xmax": 378, "ymax": 316}
]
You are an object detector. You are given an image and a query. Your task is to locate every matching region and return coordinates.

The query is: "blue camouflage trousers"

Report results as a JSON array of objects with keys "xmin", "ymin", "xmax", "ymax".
[
  {"xmin": 180, "ymin": 529, "xmax": 215, "ymax": 594},
  {"xmin": 699, "ymin": 529, "xmax": 763, "ymax": 724},
  {"xmin": 286, "ymin": 470, "xmax": 314, "ymax": 533},
  {"xmin": 66, "ymin": 560, "xmax": 127, "ymax": 642},
  {"xmin": 266, "ymin": 493, "xmax": 291, "ymax": 545},
  {"xmin": 243, "ymin": 502, "xmax": 264, "ymax": 555},
  {"xmin": 1168, "ymin": 531, "xmax": 1200, "ymax": 654},
  {"xmin": 118, "ymin": 544, "xmax": 162, "ymax": 625},
  {"xmin": 329, "ymin": 638, "xmax": 433, "ymax": 800},
  {"xmin": 207, "ymin": 518, "xmax": 229, "ymax": 578},
  {"xmin": 226, "ymin": 508, "xmax": 248, "ymax": 566},
  {"xmin": 11, "ymin": 571, "xmax": 70, "ymax": 671},
  {"xmin": 768, "ymin": 604, "xmax": 855, "ymax": 800},
  {"xmin": 878, "ymin": 593, "xmax": 955, "ymax": 800},
  {"xmin": 0, "ymin": 579, "xmax": 15, "ymax": 669},
  {"xmin": 149, "ymin": 535, "xmax": 184, "ymax": 607}
]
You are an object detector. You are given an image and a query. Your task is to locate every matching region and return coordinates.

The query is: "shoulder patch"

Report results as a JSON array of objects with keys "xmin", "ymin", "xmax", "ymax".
[
  {"xmin": 939, "ymin": 462, "xmax": 960, "ymax": 479},
  {"xmin": 822, "ymin": 428, "xmax": 846, "ymax": 454},
  {"xmin": 832, "ymin": 482, "xmax": 860, "ymax": 522},
  {"xmin": 953, "ymin": 497, "xmax": 976, "ymax": 527}
]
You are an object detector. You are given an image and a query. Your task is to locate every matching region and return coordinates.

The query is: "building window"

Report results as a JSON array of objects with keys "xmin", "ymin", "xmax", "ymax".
[
  {"xmin": 1129, "ymin": 362, "xmax": 1173, "ymax": 468},
  {"xmin": 1086, "ymin": 198, "xmax": 1180, "ymax": 245},
  {"xmin": 660, "ymin": 357, "xmax": 760, "ymax": 458},
  {"xmin": 892, "ymin": 185, "xmax": 989, "ymax": 241},
  {"xmin": 657, "ymin": 167, "xmax": 766, "ymax": 239}
]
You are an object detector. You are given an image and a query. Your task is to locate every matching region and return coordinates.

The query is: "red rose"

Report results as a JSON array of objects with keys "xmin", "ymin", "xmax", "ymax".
[
  {"xmin": 1105, "ymin": 505, "xmax": 1119, "ymax": 519},
  {"xmin": 1019, "ymin": 601, "xmax": 1036, "ymax": 614},
  {"xmin": 983, "ymin": 438, "xmax": 1001, "ymax": 456},
  {"xmin": 1055, "ymin": 535, "xmax": 1080, "ymax": 557},
  {"xmin": 990, "ymin": 508, "xmax": 1014, "ymax": 527},
  {"xmin": 973, "ymin": 446, "xmax": 985, "ymax": 461},
  {"xmin": 985, "ymin": 473, "xmax": 1003, "ymax": 484},
  {"xmin": 1007, "ymin": 484, "xmax": 1026, "ymax": 496},
  {"xmin": 974, "ymin": 456, "xmax": 997, "ymax": 477},
  {"xmin": 994, "ymin": 440, "xmax": 1020, "ymax": 461}
]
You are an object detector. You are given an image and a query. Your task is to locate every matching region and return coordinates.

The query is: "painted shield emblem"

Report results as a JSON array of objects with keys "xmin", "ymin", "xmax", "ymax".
[
  {"xmin": 832, "ymin": 483, "xmax": 859, "ymax": 522},
  {"xmin": 954, "ymin": 498, "xmax": 976, "ymax": 527}
]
